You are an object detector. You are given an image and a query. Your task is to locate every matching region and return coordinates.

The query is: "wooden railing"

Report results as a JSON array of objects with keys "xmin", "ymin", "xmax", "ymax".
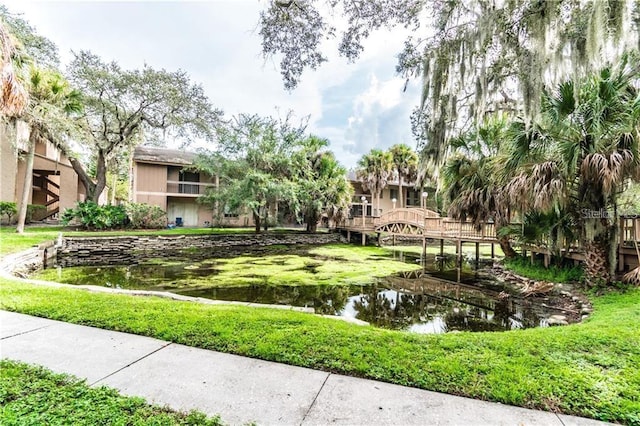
[
  {"xmin": 339, "ymin": 208, "xmax": 640, "ymax": 244},
  {"xmin": 166, "ymin": 181, "xmax": 216, "ymax": 195},
  {"xmin": 375, "ymin": 208, "xmax": 440, "ymax": 227}
]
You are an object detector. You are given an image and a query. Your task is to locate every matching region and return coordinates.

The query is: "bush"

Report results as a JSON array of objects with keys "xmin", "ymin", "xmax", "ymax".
[
  {"xmin": 125, "ymin": 203, "xmax": 167, "ymax": 229},
  {"xmin": 0, "ymin": 201, "xmax": 17, "ymax": 223},
  {"xmin": 503, "ymin": 256, "xmax": 584, "ymax": 283},
  {"xmin": 26, "ymin": 204, "xmax": 47, "ymax": 223},
  {"xmin": 62, "ymin": 201, "xmax": 128, "ymax": 230}
]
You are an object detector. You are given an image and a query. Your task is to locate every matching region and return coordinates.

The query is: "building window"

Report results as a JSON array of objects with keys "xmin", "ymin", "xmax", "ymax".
[
  {"xmin": 390, "ymin": 188, "xmax": 398, "ymax": 201},
  {"xmin": 406, "ymin": 189, "xmax": 421, "ymax": 207},
  {"xmin": 179, "ymin": 171, "xmax": 200, "ymax": 194},
  {"xmin": 223, "ymin": 204, "xmax": 239, "ymax": 218}
]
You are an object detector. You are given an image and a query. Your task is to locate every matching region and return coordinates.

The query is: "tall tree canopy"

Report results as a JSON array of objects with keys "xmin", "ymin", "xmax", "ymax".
[
  {"xmin": 356, "ymin": 148, "xmax": 393, "ymax": 215},
  {"xmin": 196, "ymin": 114, "xmax": 352, "ymax": 232},
  {"xmin": 67, "ymin": 51, "xmax": 222, "ymax": 201},
  {"xmin": 259, "ymin": 0, "xmax": 640, "ymax": 168},
  {"xmin": 506, "ymin": 56, "xmax": 640, "ymax": 286},
  {"xmin": 293, "ymin": 135, "xmax": 353, "ymax": 231},
  {"xmin": 388, "ymin": 143, "xmax": 418, "ymax": 208},
  {"xmin": 196, "ymin": 114, "xmax": 303, "ymax": 232},
  {"xmin": 1, "ymin": 6, "xmax": 59, "ymax": 118}
]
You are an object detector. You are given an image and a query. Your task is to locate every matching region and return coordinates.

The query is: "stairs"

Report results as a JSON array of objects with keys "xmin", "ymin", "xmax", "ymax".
[{"xmin": 31, "ymin": 173, "xmax": 60, "ymax": 221}]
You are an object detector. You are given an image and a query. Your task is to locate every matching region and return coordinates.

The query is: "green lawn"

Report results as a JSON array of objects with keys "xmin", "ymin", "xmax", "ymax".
[
  {"xmin": 0, "ymin": 359, "xmax": 221, "ymax": 425},
  {"xmin": 1, "ymin": 279, "xmax": 638, "ymax": 424}
]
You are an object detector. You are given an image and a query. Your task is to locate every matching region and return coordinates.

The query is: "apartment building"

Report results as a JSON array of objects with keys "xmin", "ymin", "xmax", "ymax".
[
  {"xmin": 347, "ymin": 170, "xmax": 430, "ymax": 218},
  {"xmin": 0, "ymin": 121, "xmax": 86, "ymax": 221},
  {"xmin": 130, "ymin": 146, "xmax": 249, "ymax": 227}
]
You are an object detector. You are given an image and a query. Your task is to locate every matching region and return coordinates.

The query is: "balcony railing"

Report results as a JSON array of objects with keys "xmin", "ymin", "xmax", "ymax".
[{"xmin": 166, "ymin": 181, "xmax": 216, "ymax": 196}]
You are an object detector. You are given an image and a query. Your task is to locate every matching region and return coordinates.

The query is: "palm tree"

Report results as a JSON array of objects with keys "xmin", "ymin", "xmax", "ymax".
[
  {"xmin": 356, "ymin": 149, "xmax": 393, "ymax": 216},
  {"xmin": 507, "ymin": 55, "xmax": 640, "ymax": 286},
  {"xmin": 0, "ymin": 19, "xmax": 28, "ymax": 117},
  {"xmin": 388, "ymin": 144, "xmax": 418, "ymax": 208},
  {"xmin": 15, "ymin": 68, "xmax": 82, "ymax": 233},
  {"xmin": 442, "ymin": 114, "xmax": 518, "ymax": 258},
  {"xmin": 295, "ymin": 136, "xmax": 353, "ymax": 231}
]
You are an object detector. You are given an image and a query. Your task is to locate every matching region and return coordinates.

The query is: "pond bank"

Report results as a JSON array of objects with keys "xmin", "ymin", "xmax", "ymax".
[{"xmin": 57, "ymin": 233, "xmax": 343, "ymax": 266}]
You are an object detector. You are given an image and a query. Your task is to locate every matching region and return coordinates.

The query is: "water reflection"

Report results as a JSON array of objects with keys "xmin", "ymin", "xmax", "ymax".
[{"xmin": 41, "ymin": 247, "xmax": 562, "ymax": 334}]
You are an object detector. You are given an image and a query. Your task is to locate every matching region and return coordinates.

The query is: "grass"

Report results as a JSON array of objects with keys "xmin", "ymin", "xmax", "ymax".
[
  {"xmin": 1, "ymin": 279, "xmax": 638, "ymax": 424},
  {"xmin": 0, "ymin": 359, "xmax": 221, "ymax": 425},
  {"xmin": 503, "ymin": 256, "xmax": 584, "ymax": 284}
]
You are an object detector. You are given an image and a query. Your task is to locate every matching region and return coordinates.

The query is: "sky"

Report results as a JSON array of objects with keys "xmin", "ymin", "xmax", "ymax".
[{"xmin": 3, "ymin": 0, "xmax": 422, "ymax": 169}]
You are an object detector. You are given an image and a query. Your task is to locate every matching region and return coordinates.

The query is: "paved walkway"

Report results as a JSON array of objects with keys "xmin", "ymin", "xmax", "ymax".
[{"xmin": 1, "ymin": 310, "xmax": 608, "ymax": 426}]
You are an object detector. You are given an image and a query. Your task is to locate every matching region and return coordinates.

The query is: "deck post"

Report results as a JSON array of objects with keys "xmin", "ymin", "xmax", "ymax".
[
  {"xmin": 361, "ymin": 233, "xmax": 366, "ymax": 246},
  {"xmin": 530, "ymin": 249, "xmax": 535, "ymax": 265},
  {"xmin": 618, "ymin": 217, "xmax": 625, "ymax": 272},
  {"xmin": 456, "ymin": 240, "xmax": 462, "ymax": 267},
  {"xmin": 544, "ymin": 252, "xmax": 550, "ymax": 268},
  {"xmin": 422, "ymin": 237, "xmax": 427, "ymax": 261},
  {"xmin": 440, "ymin": 239, "xmax": 444, "ymax": 257},
  {"xmin": 475, "ymin": 242, "xmax": 480, "ymax": 264},
  {"xmin": 490, "ymin": 243, "xmax": 495, "ymax": 259},
  {"xmin": 377, "ymin": 232, "xmax": 381, "ymax": 247},
  {"xmin": 392, "ymin": 235, "xmax": 396, "ymax": 246},
  {"xmin": 347, "ymin": 230, "xmax": 350, "ymax": 242}
]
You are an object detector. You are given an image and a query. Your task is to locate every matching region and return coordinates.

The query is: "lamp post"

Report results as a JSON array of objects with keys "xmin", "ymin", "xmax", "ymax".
[
  {"xmin": 361, "ymin": 195, "xmax": 367, "ymax": 227},
  {"xmin": 392, "ymin": 198, "xmax": 397, "ymax": 210},
  {"xmin": 421, "ymin": 191, "xmax": 428, "ymax": 209}
]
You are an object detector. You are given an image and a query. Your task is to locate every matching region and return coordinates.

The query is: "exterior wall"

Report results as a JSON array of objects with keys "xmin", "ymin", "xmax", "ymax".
[
  {"xmin": 132, "ymin": 155, "xmax": 255, "ymax": 228},
  {"xmin": 349, "ymin": 181, "xmax": 423, "ymax": 217},
  {"xmin": 1, "ymin": 121, "xmax": 84, "ymax": 218},
  {"xmin": 1, "ymin": 122, "xmax": 20, "ymax": 203},
  {"xmin": 135, "ymin": 163, "xmax": 168, "ymax": 193}
]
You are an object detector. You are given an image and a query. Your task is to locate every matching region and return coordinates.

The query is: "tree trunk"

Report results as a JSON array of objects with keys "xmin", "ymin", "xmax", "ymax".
[
  {"xmin": 68, "ymin": 155, "xmax": 95, "ymax": 199},
  {"xmin": 583, "ymin": 218, "xmax": 614, "ymax": 287},
  {"xmin": 16, "ymin": 131, "xmax": 36, "ymax": 234},
  {"xmin": 253, "ymin": 210, "xmax": 261, "ymax": 233},
  {"xmin": 398, "ymin": 177, "xmax": 404, "ymax": 208},
  {"xmin": 90, "ymin": 149, "xmax": 108, "ymax": 203},
  {"xmin": 584, "ymin": 238, "xmax": 611, "ymax": 287},
  {"xmin": 263, "ymin": 205, "xmax": 268, "ymax": 231},
  {"xmin": 497, "ymin": 235, "xmax": 518, "ymax": 259}
]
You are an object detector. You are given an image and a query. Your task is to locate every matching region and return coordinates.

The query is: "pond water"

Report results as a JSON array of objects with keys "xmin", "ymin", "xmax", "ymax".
[{"xmin": 38, "ymin": 246, "xmax": 568, "ymax": 334}]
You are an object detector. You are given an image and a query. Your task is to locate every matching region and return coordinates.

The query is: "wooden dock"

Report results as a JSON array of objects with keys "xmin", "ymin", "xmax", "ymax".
[{"xmin": 337, "ymin": 208, "xmax": 640, "ymax": 271}]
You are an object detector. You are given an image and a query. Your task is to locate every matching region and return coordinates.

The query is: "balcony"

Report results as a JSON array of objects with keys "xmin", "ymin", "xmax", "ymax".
[{"xmin": 166, "ymin": 181, "xmax": 216, "ymax": 196}]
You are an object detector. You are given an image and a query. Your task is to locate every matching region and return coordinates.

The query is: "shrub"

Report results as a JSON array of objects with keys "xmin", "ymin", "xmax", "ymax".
[
  {"xmin": 26, "ymin": 204, "xmax": 47, "ymax": 223},
  {"xmin": 62, "ymin": 201, "xmax": 128, "ymax": 230},
  {"xmin": 503, "ymin": 256, "xmax": 584, "ymax": 283},
  {"xmin": 125, "ymin": 203, "xmax": 167, "ymax": 229},
  {"xmin": 0, "ymin": 201, "xmax": 17, "ymax": 223}
]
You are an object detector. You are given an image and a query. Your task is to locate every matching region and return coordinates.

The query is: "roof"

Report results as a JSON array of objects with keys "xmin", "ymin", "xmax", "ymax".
[{"xmin": 133, "ymin": 146, "xmax": 197, "ymax": 166}]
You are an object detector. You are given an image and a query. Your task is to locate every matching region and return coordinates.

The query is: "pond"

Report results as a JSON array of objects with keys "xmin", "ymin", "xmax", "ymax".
[{"xmin": 35, "ymin": 244, "xmax": 573, "ymax": 334}]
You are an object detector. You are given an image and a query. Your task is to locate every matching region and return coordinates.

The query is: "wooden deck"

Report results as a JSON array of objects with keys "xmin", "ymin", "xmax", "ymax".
[
  {"xmin": 340, "ymin": 208, "xmax": 500, "ymax": 243},
  {"xmin": 337, "ymin": 208, "xmax": 640, "ymax": 271}
]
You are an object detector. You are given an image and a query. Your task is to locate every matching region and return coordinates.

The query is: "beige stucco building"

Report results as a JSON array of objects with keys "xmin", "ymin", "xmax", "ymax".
[
  {"xmin": 131, "ymin": 146, "xmax": 250, "ymax": 227},
  {"xmin": 347, "ymin": 171, "xmax": 428, "ymax": 218},
  {"xmin": 0, "ymin": 121, "xmax": 86, "ymax": 222}
]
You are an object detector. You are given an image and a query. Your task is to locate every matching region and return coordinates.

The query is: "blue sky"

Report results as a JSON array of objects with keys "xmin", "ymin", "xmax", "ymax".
[{"xmin": 4, "ymin": 0, "xmax": 421, "ymax": 168}]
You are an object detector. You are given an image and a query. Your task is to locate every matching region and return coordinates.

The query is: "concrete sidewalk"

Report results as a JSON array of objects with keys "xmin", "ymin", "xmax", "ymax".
[{"xmin": 1, "ymin": 310, "xmax": 607, "ymax": 426}]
